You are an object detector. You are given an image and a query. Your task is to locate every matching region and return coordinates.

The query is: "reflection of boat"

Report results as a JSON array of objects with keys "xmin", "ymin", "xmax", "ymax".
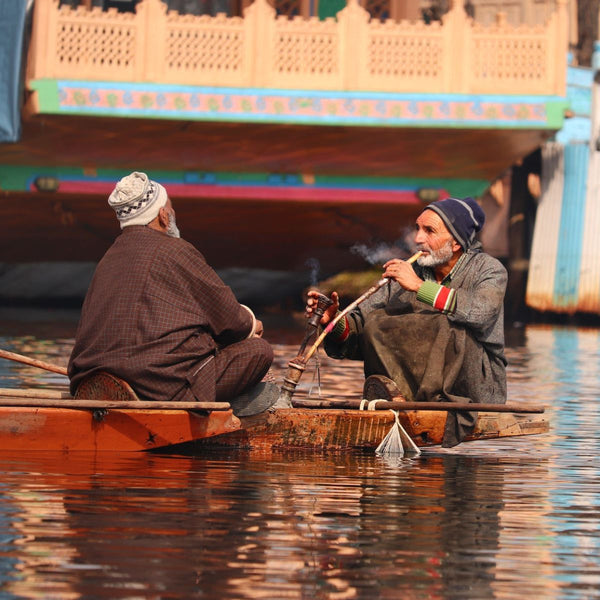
[{"xmin": 0, "ymin": 387, "xmax": 548, "ymax": 453}]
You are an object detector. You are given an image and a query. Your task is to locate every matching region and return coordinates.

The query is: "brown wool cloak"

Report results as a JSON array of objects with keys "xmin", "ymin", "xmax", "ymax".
[{"xmin": 68, "ymin": 226, "xmax": 254, "ymax": 402}]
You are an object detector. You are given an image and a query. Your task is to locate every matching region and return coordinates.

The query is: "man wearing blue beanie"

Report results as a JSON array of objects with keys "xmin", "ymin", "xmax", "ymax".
[{"xmin": 306, "ymin": 196, "xmax": 507, "ymax": 447}]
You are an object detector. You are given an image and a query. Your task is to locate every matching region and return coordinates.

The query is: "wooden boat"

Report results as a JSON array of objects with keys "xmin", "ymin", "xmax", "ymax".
[
  {"xmin": 0, "ymin": 385, "xmax": 549, "ymax": 453},
  {"xmin": 179, "ymin": 404, "xmax": 549, "ymax": 453},
  {"xmin": 0, "ymin": 313, "xmax": 550, "ymax": 454}
]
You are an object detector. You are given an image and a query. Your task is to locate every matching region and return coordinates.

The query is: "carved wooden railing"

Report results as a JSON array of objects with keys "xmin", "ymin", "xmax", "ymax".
[{"xmin": 27, "ymin": 0, "xmax": 568, "ymax": 95}]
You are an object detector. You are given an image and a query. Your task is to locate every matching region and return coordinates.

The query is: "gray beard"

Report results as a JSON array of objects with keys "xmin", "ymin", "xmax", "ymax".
[
  {"xmin": 166, "ymin": 214, "xmax": 181, "ymax": 239},
  {"xmin": 417, "ymin": 239, "xmax": 454, "ymax": 267}
]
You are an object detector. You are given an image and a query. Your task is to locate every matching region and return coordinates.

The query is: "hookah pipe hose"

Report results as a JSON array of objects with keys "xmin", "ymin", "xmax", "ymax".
[
  {"xmin": 279, "ymin": 250, "xmax": 423, "ymax": 403},
  {"xmin": 303, "ymin": 250, "xmax": 423, "ymax": 362}
]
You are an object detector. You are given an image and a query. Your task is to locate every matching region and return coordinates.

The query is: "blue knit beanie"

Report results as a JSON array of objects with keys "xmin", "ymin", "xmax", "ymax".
[{"xmin": 423, "ymin": 197, "xmax": 485, "ymax": 250}]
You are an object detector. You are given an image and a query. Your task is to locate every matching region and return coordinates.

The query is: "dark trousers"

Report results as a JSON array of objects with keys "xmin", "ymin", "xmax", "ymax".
[
  {"xmin": 173, "ymin": 336, "xmax": 273, "ymax": 403},
  {"xmin": 214, "ymin": 337, "xmax": 273, "ymax": 401}
]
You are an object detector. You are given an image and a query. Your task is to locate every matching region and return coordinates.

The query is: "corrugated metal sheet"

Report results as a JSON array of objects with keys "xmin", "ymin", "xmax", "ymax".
[
  {"xmin": 553, "ymin": 143, "xmax": 590, "ymax": 311},
  {"xmin": 526, "ymin": 142, "xmax": 596, "ymax": 314},
  {"xmin": 577, "ymin": 90, "xmax": 600, "ymax": 313},
  {"xmin": 526, "ymin": 60, "xmax": 600, "ymax": 315},
  {"xmin": 526, "ymin": 143, "xmax": 564, "ymax": 311}
]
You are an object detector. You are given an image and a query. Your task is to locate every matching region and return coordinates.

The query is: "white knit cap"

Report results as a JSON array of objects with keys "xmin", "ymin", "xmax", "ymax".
[{"xmin": 108, "ymin": 171, "xmax": 168, "ymax": 229}]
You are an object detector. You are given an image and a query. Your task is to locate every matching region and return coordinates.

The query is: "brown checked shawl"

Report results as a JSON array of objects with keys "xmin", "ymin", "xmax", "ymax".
[
  {"xmin": 325, "ymin": 245, "xmax": 508, "ymax": 447},
  {"xmin": 68, "ymin": 226, "xmax": 255, "ymax": 402}
]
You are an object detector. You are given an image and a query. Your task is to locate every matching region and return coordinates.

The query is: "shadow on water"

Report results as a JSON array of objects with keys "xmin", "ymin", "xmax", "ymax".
[{"xmin": 0, "ymin": 309, "xmax": 599, "ymax": 597}]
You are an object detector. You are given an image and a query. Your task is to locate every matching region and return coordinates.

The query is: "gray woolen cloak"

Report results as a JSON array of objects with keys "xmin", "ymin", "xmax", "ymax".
[{"xmin": 324, "ymin": 243, "xmax": 508, "ymax": 446}]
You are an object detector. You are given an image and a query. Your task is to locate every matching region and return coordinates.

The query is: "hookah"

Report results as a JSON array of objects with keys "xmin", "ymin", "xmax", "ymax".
[{"xmin": 279, "ymin": 250, "xmax": 423, "ymax": 405}]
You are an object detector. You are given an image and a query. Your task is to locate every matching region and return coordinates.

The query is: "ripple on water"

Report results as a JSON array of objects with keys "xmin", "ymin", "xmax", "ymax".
[{"xmin": 0, "ymin": 321, "xmax": 599, "ymax": 598}]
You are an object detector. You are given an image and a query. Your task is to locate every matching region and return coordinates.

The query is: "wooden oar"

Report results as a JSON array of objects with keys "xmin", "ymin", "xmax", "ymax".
[
  {"xmin": 0, "ymin": 349, "xmax": 68, "ymax": 376},
  {"xmin": 292, "ymin": 398, "xmax": 546, "ymax": 414},
  {"xmin": 0, "ymin": 397, "xmax": 231, "ymax": 411},
  {"xmin": 0, "ymin": 388, "xmax": 71, "ymax": 399}
]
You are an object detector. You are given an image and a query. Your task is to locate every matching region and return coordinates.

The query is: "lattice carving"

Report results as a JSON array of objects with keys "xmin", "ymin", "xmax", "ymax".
[
  {"xmin": 366, "ymin": 21, "xmax": 443, "ymax": 79},
  {"xmin": 30, "ymin": 0, "xmax": 567, "ymax": 96},
  {"xmin": 272, "ymin": 17, "xmax": 338, "ymax": 76},
  {"xmin": 472, "ymin": 23, "xmax": 547, "ymax": 82},
  {"xmin": 54, "ymin": 9, "xmax": 137, "ymax": 77},
  {"xmin": 165, "ymin": 15, "xmax": 245, "ymax": 73}
]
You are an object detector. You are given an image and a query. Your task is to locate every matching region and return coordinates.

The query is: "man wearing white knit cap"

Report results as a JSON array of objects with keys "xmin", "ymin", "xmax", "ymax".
[
  {"xmin": 108, "ymin": 171, "xmax": 172, "ymax": 229},
  {"xmin": 69, "ymin": 171, "xmax": 277, "ymax": 414}
]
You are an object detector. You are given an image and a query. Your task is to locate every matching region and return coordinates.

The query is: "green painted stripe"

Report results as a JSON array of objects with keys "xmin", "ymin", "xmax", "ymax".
[
  {"xmin": 315, "ymin": 175, "xmax": 489, "ymax": 198},
  {"xmin": 0, "ymin": 164, "xmax": 488, "ymax": 196},
  {"xmin": 546, "ymin": 100, "xmax": 571, "ymax": 129},
  {"xmin": 29, "ymin": 79, "xmax": 61, "ymax": 113}
]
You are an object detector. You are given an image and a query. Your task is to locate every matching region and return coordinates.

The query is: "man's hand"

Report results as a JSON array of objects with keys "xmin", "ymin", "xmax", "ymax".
[
  {"xmin": 305, "ymin": 291, "xmax": 339, "ymax": 326},
  {"xmin": 254, "ymin": 320, "xmax": 264, "ymax": 337},
  {"xmin": 383, "ymin": 258, "xmax": 423, "ymax": 292}
]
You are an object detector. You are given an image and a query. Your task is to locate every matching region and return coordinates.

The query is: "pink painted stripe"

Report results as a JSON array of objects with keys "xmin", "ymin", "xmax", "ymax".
[
  {"xmin": 164, "ymin": 184, "xmax": 423, "ymax": 204},
  {"xmin": 46, "ymin": 181, "xmax": 433, "ymax": 205}
]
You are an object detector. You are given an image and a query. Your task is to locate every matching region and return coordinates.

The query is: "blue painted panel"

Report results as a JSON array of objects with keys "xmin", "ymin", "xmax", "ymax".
[
  {"xmin": 55, "ymin": 81, "xmax": 568, "ymax": 104},
  {"xmin": 553, "ymin": 143, "xmax": 590, "ymax": 309},
  {"xmin": 556, "ymin": 116, "xmax": 591, "ymax": 144},
  {"xmin": 567, "ymin": 85, "xmax": 592, "ymax": 118},
  {"xmin": 567, "ymin": 65, "xmax": 593, "ymax": 89},
  {"xmin": 0, "ymin": 2, "xmax": 28, "ymax": 142}
]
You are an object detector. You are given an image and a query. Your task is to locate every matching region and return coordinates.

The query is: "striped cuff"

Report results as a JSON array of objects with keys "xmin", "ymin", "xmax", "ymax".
[
  {"xmin": 330, "ymin": 315, "xmax": 350, "ymax": 341},
  {"xmin": 417, "ymin": 281, "xmax": 457, "ymax": 314}
]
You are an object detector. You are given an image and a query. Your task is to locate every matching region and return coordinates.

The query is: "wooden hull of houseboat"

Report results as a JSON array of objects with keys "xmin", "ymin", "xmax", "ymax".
[{"xmin": 0, "ymin": 403, "xmax": 548, "ymax": 453}]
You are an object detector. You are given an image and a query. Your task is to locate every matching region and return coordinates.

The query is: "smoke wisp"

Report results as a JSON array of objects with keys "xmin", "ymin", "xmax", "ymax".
[
  {"xmin": 350, "ymin": 229, "xmax": 417, "ymax": 266},
  {"xmin": 305, "ymin": 257, "xmax": 321, "ymax": 288}
]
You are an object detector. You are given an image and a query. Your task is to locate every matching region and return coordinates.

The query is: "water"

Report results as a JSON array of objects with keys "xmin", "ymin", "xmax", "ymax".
[{"xmin": 0, "ymin": 308, "xmax": 599, "ymax": 599}]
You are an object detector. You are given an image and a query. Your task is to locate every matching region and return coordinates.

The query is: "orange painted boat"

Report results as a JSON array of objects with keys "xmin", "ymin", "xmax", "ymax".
[
  {"xmin": 0, "ymin": 405, "xmax": 241, "ymax": 452},
  {"xmin": 0, "ymin": 388, "xmax": 549, "ymax": 453}
]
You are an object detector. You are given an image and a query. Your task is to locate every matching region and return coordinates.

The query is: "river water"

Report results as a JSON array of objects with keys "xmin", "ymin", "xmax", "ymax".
[{"xmin": 0, "ymin": 307, "xmax": 598, "ymax": 599}]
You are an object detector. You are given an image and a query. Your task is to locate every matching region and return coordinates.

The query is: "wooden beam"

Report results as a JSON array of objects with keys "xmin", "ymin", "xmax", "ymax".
[
  {"xmin": 0, "ymin": 397, "xmax": 231, "ymax": 411},
  {"xmin": 292, "ymin": 399, "xmax": 546, "ymax": 413}
]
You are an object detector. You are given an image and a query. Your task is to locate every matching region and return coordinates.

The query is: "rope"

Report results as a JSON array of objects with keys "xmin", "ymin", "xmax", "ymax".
[{"xmin": 360, "ymin": 399, "xmax": 391, "ymax": 410}]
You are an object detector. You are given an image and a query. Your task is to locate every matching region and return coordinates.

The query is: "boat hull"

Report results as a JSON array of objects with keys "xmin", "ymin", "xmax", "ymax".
[
  {"xmin": 0, "ymin": 405, "xmax": 549, "ymax": 453},
  {"xmin": 173, "ymin": 408, "xmax": 550, "ymax": 452},
  {"xmin": 0, "ymin": 406, "xmax": 241, "ymax": 452}
]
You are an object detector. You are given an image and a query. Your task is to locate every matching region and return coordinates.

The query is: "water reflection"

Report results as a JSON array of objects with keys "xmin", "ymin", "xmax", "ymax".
[
  {"xmin": 0, "ymin": 450, "xmax": 560, "ymax": 599},
  {"xmin": 0, "ymin": 312, "xmax": 600, "ymax": 597}
]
